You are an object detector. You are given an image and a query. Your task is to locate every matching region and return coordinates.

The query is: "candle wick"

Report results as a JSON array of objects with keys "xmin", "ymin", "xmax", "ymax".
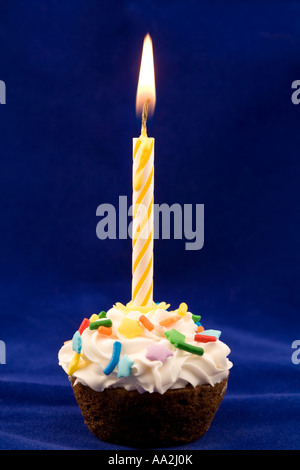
[{"xmin": 141, "ymin": 99, "xmax": 150, "ymax": 136}]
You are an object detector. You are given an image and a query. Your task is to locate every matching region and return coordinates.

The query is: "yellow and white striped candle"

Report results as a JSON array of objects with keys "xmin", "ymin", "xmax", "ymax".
[
  {"xmin": 131, "ymin": 133, "xmax": 154, "ymax": 306},
  {"xmin": 132, "ymin": 34, "xmax": 156, "ymax": 306}
]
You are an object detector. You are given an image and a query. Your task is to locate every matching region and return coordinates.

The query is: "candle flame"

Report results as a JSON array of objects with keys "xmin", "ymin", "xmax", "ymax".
[{"xmin": 136, "ymin": 34, "xmax": 156, "ymax": 119}]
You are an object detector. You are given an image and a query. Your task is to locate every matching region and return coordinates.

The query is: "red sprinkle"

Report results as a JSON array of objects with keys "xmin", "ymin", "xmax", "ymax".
[
  {"xmin": 78, "ymin": 318, "xmax": 90, "ymax": 335},
  {"xmin": 194, "ymin": 334, "xmax": 217, "ymax": 343}
]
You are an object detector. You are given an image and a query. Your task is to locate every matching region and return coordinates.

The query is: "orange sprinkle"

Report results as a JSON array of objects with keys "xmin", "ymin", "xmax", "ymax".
[
  {"xmin": 197, "ymin": 325, "xmax": 205, "ymax": 333},
  {"xmin": 64, "ymin": 340, "xmax": 72, "ymax": 345},
  {"xmin": 159, "ymin": 316, "xmax": 181, "ymax": 328},
  {"xmin": 98, "ymin": 326, "xmax": 113, "ymax": 336},
  {"xmin": 139, "ymin": 314, "xmax": 154, "ymax": 331}
]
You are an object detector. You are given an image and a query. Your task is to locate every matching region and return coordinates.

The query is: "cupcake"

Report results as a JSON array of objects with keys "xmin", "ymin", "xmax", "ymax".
[{"xmin": 58, "ymin": 301, "xmax": 232, "ymax": 447}]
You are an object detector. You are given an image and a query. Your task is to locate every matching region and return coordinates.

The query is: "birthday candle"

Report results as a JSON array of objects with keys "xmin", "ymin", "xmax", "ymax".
[{"xmin": 132, "ymin": 34, "xmax": 156, "ymax": 306}]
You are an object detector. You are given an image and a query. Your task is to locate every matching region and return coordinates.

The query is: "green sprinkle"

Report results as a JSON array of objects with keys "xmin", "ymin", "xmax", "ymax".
[
  {"xmin": 192, "ymin": 314, "xmax": 201, "ymax": 323},
  {"xmin": 165, "ymin": 328, "xmax": 204, "ymax": 356},
  {"xmin": 164, "ymin": 329, "xmax": 186, "ymax": 346},
  {"xmin": 98, "ymin": 310, "xmax": 107, "ymax": 319},
  {"xmin": 176, "ymin": 340, "xmax": 204, "ymax": 356},
  {"xmin": 89, "ymin": 319, "xmax": 112, "ymax": 329}
]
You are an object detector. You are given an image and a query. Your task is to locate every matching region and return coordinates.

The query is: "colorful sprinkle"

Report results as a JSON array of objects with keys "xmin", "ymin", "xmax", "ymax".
[
  {"xmin": 192, "ymin": 314, "xmax": 201, "ymax": 323},
  {"xmin": 139, "ymin": 314, "xmax": 154, "ymax": 331},
  {"xmin": 176, "ymin": 341, "xmax": 204, "ymax": 356},
  {"xmin": 197, "ymin": 325, "xmax": 205, "ymax": 333},
  {"xmin": 114, "ymin": 301, "xmax": 170, "ymax": 313},
  {"xmin": 89, "ymin": 313, "xmax": 99, "ymax": 322},
  {"xmin": 194, "ymin": 334, "xmax": 217, "ymax": 343},
  {"xmin": 89, "ymin": 319, "xmax": 112, "ymax": 330},
  {"xmin": 72, "ymin": 331, "xmax": 82, "ymax": 354},
  {"xmin": 159, "ymin": 316, "xmax": 181, "ymax": 328},
  {"xmin": 118, "ymin": 317, "xmax": 144, "ymax": 339},
  {"xmin": 78, "ymin": 318, "xmax": 90, "ymax": 335},
  {"xmin": 103, "ymin": 341, "xmax": 121, "ymax": 375},
  {"xmin": 68, "ymin": 353, "xmax": 81, "ymax": 376},
  {"xmin": 98, "ymin": 310, "xmax": 107, "ymax": 319},
  {"xmin": 177, "ymin": 302, "xmax": 188, "ymax": 316},
  {"xmin": 164, "ymin": 329, "xmax": 186, "ymax": 346},
  {"xmin": 199, "ymin": 329, "xmax": 221, "ymax": 339},
  {"xmin": 117, "ymin": 355, "xmax": 134, "ymax": 378},
  {"xmin": 146, "ymin": 344, "xmax": 173, "ymax": 362},
  {"xmin": 164, "ymin": 329, "xmax": 204, "ymax": 356},
  {"xmin": 98, "ymin": 326, "xmax": 112, "ymax": 336}
]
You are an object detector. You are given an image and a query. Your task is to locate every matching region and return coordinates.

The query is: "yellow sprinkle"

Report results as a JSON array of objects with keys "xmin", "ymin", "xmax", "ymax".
[
  {"xmin": 89, "ymin": 313, "xmax": 99, "ymax": 322},
  {"xmin": 68, "ymin": 353, "xmax": 81, "ymax": 376},
  {"xmin": 113, "ymin": 301, "xmax": 170, "ymax": 314},
  {"xmin": 114, "ymin": 302, "xmax": 127, "ymax": 311},
  {"xmin": 178, "ymin": 302, "xmax": 188, "ymax": 316},
  {"xmin": 118, "ymin": 317, "xmax": 144, "ymax": 339},
  {"xmin": 76, "ymin": 358, "xmax": 92, "ymax": 371}
]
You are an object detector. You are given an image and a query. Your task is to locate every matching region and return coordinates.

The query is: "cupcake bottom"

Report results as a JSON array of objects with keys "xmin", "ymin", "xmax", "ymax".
[{"xmin": 70, "ymin": 375, "xmax": 229, "ymax": 447}]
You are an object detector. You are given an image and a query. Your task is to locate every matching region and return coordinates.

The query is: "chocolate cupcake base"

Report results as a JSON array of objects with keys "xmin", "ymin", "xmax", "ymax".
[{"xmin": 70, "ymin": 376, "xmax": 229, "ymax": 447}]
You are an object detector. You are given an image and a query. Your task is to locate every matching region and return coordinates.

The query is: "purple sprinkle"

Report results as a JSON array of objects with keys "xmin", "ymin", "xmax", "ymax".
[{"xmin": 146, "ymin": 343, "xmax": 173, "ymax": 363}]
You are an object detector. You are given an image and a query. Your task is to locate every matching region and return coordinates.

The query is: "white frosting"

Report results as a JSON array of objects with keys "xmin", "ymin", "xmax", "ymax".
[{"xmin": 58, "ymin": 306, "xmax": 232, "ymax": 394}]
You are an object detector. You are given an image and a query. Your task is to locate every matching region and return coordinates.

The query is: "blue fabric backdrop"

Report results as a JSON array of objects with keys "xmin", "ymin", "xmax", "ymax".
[{"xmin": 0, "ymin": 0, "xmax": 299, "ymax": 450}]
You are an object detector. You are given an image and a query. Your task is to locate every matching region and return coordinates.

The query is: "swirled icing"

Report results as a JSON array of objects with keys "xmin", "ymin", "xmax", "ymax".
[{"xmin": 58, "ymin": 304, "xmax": 232, "ymax": 394}]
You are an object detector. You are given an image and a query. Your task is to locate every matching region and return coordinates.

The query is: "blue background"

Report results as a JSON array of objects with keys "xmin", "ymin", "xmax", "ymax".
[{"xmin": 0, "ymin": 0, "xmax": 299, "ymax": 450}]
